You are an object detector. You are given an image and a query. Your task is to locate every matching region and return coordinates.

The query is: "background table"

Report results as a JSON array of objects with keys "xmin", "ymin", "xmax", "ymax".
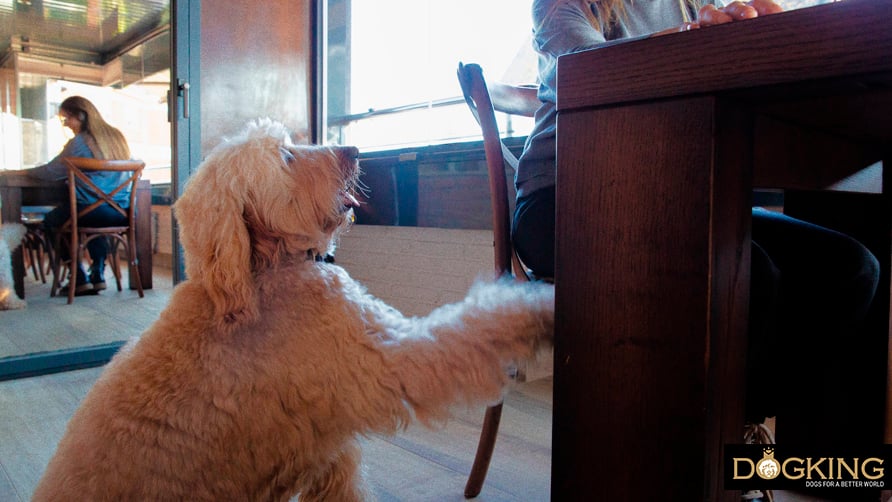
[
  {"xmin": 553, "ymin": 0, "xmax": 892, "ymax": 499},
  {"xmin": 1, "ymin": 173, "xmax": 153, "ymax": 298}
]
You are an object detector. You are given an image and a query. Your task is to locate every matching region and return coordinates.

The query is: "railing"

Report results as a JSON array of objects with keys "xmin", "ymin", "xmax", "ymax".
[{"xmin": 327, "ymin": 96, "xmax": 466, "ymax": 127}]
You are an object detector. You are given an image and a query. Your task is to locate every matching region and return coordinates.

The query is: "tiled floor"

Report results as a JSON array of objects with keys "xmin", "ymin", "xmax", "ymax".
[{"xmin": 0, "ymin": 265, "xmax": 173, "ymax": 359}]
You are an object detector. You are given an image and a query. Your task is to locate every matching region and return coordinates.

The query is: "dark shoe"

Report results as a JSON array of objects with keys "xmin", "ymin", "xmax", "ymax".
[
  {"xmin": 89, "ymin": 266, "xmax": 107, "ymax": 291},
  {"xmin": 60, "ymin": 282, "xmax": 95, "ymax": 296}
]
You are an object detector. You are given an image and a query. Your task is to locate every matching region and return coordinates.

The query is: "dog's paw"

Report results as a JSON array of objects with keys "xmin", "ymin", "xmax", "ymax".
[
  {"xmin": 466, "ymin": 278, "xmax": 555, "ymax": 346},
  {"xmin": 0, "ymin": 293, "xmax": 26, "ymax": 310}
]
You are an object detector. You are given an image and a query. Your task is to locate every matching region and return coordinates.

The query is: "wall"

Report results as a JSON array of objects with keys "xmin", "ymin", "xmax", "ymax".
[
  {"xmin": 150, "ymin": 212, "xmax": 495, "ymax": 317},
  {"xmin": 336, "ymin": 225, "xmax": 494, "ymax": 316},
  {"xmin": 152, "ymin": 204, "xmax": 174, "ymax": 268},
  {"xmin": 337, "ymin": 225, "xmax": 553, "ymax": 380},
  {"xmin": 200, "ymin": 0, "xmax": 313, "ymax": 153}
]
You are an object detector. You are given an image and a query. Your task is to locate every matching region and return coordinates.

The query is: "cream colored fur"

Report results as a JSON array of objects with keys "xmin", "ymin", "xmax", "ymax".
[
  {"xmin": 33, "ymin": 119, "xmax": 554, "ymax": 501},
  {"xmin": 0, "ymin": 222, "xmax": 27, "ymax": 310}
]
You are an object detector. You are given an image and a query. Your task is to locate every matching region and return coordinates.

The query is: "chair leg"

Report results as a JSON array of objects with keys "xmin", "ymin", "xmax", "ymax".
[
  {"xmin": 66, "ymin": 232, "xmax": 83, "ymax": 304},
  {"xmin": 127, "ymin": 234, "xmax": 144, "ymax": 298},
  {"xmin": 35, "ymin": 237, "xmax": 47, "ymax": 283},
  {"xmin": 32, "ymin": 230, "xmax": 49, "ymax": 284},
  {"xmin": 49, "ymin": 235, "xmax": 63, "ymax": 297},
  {"xmin": 109, "ymin": 239, "xmax": 123, "ymax": 291},
  {"xmin": 464, "ymin": 403, "xmax": 503, "ymax": 499},
  {"xmin": 67, "ymin": 250, "xmax": 76, "ymax": 304},
  {"xmin": 25, "ymin": 235, "xmax": 40, "ymax": 282}
]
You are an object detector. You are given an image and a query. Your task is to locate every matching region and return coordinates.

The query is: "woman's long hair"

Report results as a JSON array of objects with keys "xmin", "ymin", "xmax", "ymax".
[
  {"xmin": 548, "ymin": 0, "xmax": 699, "ymax": 33},
  {"xmin": 58, "ymin": 96, "xmax": 131, "ymax": 161}
]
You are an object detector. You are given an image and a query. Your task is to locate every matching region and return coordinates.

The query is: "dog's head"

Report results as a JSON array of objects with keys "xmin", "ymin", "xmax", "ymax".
[{"xmin": 174, "ymin": 119, "xmax": 359, "ymax": 326}]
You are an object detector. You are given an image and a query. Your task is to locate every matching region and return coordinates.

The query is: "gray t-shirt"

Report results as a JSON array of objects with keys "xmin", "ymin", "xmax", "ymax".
[{"xmin": 517, "ymin": 0, "xmax": 706, "ymax": 198}]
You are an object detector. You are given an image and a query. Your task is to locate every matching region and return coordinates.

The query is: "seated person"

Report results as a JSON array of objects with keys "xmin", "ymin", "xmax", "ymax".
[
  {"xmin": 515, "ymin": 0, "xmax": 881, "ymax": 445},
  {"xmin": 22, "ymin": 96, "xmax": 133, "ymax": 295}
]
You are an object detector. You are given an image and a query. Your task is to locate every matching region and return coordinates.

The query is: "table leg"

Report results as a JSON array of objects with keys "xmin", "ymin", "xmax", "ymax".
[
  {"xmin": 129, "ymin": 180, "xmax": 153, "ymax": 290},
  {"xmin": 553, "ymin": 96, "xmax": 751, "ymax": 500}
]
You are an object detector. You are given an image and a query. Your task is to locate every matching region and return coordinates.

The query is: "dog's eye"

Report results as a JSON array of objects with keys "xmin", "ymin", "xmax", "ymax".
[{"xmin": 279, "ymin": 147, "xmax": 296, "ymax": 164}]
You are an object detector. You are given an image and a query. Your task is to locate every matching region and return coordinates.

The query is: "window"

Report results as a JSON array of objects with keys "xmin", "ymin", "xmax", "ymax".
[
  {"xmin": 1, "ymin": 30, "xmax": 171, "ymax": 183},
  {"xmin": 322, "ymin": 0, "xmax": 537, "ymax": 151}
]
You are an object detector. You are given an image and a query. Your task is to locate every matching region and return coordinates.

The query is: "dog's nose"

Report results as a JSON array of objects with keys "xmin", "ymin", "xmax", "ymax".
[{"xmin": 336, "ymin": 146, "xmax": 360, "ymax": 161}]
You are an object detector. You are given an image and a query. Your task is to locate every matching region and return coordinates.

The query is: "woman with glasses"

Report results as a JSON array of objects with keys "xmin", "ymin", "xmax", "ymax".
[{"xmin": 25, "ymin": 96, "xmax": 132, "ymax": 295}]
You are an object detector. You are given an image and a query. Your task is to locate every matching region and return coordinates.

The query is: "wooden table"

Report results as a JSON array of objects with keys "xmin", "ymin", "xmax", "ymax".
[
  {"xmin": 1, "ymin": 173, "xmax": 153, "ymax": 298},
  {"xmin": 553, "ymin": 0, "xmax": 892, "ymax": 499}
]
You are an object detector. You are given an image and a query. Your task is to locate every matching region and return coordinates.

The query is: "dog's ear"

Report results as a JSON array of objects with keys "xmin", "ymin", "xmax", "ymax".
[{"xmin": 174, "ymin": 154, "xmax": 259, "ymax": 326}]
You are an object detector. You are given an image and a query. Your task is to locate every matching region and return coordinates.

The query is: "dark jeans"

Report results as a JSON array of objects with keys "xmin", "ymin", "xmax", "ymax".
[
  {"xmin": 513, "ymin": 187, "xmax": 880, "ymax": 442},
  {"xmin": 44, "ymin": 202, "xmax": 128, "ymax": 282}
]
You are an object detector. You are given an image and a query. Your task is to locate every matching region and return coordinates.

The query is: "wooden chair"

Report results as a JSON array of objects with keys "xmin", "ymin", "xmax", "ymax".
[
  {"xmin": 456, "ymin": 62, "xmax": 542, "ymax": 498},
  {"xmin": 51, "ymin": 157, "xmax": 146, "ymax": 304},
  {"xmin": 21, "ymin": 206, "xmax": 57, "ymax": 284}
]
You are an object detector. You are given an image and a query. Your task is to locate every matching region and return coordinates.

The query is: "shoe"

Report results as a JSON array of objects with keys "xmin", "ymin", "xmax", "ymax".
[
  {"xmin": 89, "ymin": 266, "xmax": 107, "ymax": 291},
  {"xmin": 60, "ymin": 282, "xmax": 95, "ymax": 296}
]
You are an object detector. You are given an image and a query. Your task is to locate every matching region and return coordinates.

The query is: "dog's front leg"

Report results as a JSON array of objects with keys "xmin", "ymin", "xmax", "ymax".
[
  {"xmin": 299, "ymin": 440, "xmax": 371, "ymax": 502},
  {"xmin": 376, "ymin": 280, "xmax": 554, "ymax": 423}
]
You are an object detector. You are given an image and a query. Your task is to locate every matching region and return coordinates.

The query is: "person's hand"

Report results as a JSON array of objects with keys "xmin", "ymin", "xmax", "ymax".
[
  {"xmin": 698, "ymin": 0, "xmax": 783, "ymax": 27},
  {"xmin": 651, "ymin": 21, "xmax": 701, "ymax": 37},
  {"xmin": 651, "ymin": 0, "xmax": 782, "ymax": 38}
]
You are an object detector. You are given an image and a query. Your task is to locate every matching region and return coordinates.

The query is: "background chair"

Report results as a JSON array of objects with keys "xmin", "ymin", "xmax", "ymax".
[
  {"xmin": 21, "ymin": 206, "xmax": 55, "ymax": 284},
  {"xmin": 456, "ymin": 62, "xmax": 542, "ymax": 498},
  {"xmin": 51, "ymin": 157, "xmax": 146, "ymax": 304}
]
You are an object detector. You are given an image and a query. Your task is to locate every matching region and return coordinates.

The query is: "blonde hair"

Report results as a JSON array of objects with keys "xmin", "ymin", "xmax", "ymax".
[
  {"xmin": 558, "ymin": 0, "xmax": 700, "ymax": 33},
  {"xmin": 59, "ymin": 96, "xmax": 131, "ymax": 161}
]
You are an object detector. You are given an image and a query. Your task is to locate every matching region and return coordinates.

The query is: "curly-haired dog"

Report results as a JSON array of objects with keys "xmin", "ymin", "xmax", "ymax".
[
  {"xmin": 33, "ymin": 119, "xmax": 554, "ymax": 501},
  {"xmin": 0, "ymin": 222, "xmax": 27, "ymax": 310}
]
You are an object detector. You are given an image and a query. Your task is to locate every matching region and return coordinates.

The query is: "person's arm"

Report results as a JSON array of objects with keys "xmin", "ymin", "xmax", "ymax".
[
  {"xmin": 533, "ymin": 0, "xmax": 612, "ymax": 59},
  {"xmin": 26, "ymin": 134, "xmax": 93, "ymax": 181}
]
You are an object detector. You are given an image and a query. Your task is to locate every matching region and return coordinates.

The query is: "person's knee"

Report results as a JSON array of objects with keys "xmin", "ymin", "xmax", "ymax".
[
  {"xmin": 512, "ymin": 187, "xmax": 556, "ymax": 278},
  {"xmin": 851, "ymin": 240, "xmax": 880, "ymax": 305},
  {"xmin": 834, "ymin": 236, "xmax": 881, "ymax": 321}
]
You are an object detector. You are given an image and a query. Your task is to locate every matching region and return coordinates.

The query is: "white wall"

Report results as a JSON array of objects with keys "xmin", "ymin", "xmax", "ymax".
[
  {"xmin": 150, "ymin": 219, "xmax": 496, "ymax": 316},
  {"xmin": 149, "ymin": 217, "xmax": 497, "ymax": 316},
  {"xmin": 335, "ymin": 225, "xmax": 495, "ymax": 316}
]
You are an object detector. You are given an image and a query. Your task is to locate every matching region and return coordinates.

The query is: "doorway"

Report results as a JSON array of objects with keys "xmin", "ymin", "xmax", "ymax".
[{"xmin": 0, "ymin": 0, "xmax": 177, "ymax": 378}]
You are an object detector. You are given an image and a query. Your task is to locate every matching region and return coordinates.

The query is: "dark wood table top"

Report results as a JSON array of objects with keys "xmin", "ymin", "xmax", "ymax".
[
  {"xmin": 0, "ymin": 171, "xmax": 64, "ymax": 188},
  {"xmin": 557, "ymin": 0, "xmax": 892, "ymax": 193},
  {"xmin": 557, "ymin": 0, "xmax": 892, "ymax": 117}
]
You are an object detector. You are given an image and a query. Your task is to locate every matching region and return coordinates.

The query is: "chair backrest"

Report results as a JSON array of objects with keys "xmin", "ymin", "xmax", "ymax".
[
  {"xmin": 457, "ymin": 62, "xmax": 539, "ymax": 278},
  {"xmin": 62, "ymin": 157, "xmax": 146, "ymax": 232}
]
